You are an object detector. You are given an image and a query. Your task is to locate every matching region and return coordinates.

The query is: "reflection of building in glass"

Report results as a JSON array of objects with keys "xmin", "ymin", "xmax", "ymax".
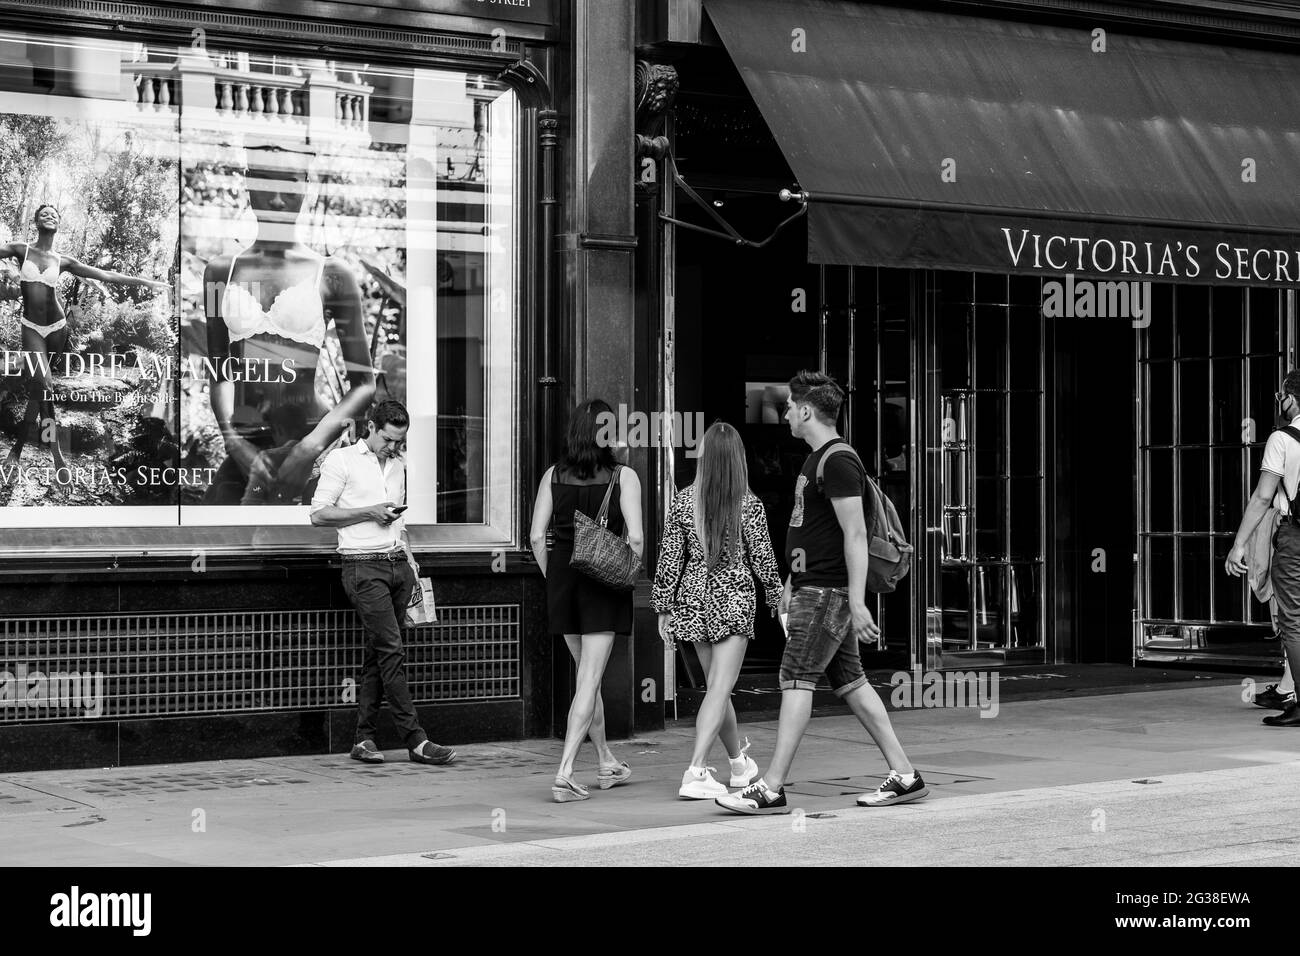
[{"xmin": 125, "ymin": 46, "xmax": 373, "ymax": 151}]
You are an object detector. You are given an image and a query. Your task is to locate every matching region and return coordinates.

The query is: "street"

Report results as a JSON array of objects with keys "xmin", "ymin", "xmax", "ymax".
[{"xmin": 2, "ymin": 677, "xmax": 1296, "ymax": 867}]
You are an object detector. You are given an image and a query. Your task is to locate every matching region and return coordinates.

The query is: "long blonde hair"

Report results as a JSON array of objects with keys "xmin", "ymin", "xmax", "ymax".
[{"xmin": 692, "ymin": 421, "xmax": 748, "ymax": 572}]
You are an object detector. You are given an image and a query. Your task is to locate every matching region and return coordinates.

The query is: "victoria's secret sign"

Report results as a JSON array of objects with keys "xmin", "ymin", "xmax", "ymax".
[{"xmin": 1001, "ymin": 226, "xmax": 1300, "ymax": 287}]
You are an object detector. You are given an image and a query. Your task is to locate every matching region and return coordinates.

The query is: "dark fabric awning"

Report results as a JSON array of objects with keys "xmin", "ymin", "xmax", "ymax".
[{"xmin": 706, "ymin": 0, "xmax": 1300, "ymax": 287}]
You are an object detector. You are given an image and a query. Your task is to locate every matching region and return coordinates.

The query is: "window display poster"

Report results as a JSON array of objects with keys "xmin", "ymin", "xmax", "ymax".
[
  {"xmin": 0, "ymin": 31, "xmax": 510, "ymax": 535},
  {"xmin": 0, "ymin": 37, "xmax": 413, "ymax": 514},
  {"xmin": 180, "ymin": 132, "xmax": 407, "ymax": 510},
  {"xmin": 0, "ymin": 111, "xmax": 177, "ymax": 508}
]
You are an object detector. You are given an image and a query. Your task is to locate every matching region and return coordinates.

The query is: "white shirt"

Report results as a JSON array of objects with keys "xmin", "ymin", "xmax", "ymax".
[
  {"xmin": 1260, "ymin": 414, "xmax": 1300, "ymax": 513},
  {"xmin": 310, "ymin": 439, "xmax": 407, "ymax": 553}
]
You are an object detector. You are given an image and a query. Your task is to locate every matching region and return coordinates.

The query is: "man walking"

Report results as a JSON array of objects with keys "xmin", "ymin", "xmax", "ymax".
[
  {"xmin": 1227, "ymin": 370, "xmax": 1300, "ymax": 727},
  {"xmin": 310, "ymin": 400, "xmax": 457, "ymax": 764},
  {"xmin": 717, "ymin": 370, "xmax": 925, "ymax": 814}
]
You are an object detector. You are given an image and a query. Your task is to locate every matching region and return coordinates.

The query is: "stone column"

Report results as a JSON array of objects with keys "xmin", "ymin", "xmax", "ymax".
[{"xmin": 554, "ymin": 0, "xmax": 645, "ymax": 738}]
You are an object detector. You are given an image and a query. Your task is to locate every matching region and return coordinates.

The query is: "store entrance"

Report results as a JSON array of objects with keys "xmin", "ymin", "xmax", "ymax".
[
  {"xmin": 673, "ymin": 194, "xmax": 914, "ymax": 673},
  {"xmin": 673, "ymin": 195, "xmax": 1073, "ymax": 673},
  {"xmin": 673, "ymin": 189, "xmax": 819, "ymax": 674}
]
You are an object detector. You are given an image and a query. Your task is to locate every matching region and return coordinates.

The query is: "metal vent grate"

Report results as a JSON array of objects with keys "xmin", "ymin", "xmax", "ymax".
[{"xmin": 0, "ymin": 605, "xmax": 520, "ymax": 724}]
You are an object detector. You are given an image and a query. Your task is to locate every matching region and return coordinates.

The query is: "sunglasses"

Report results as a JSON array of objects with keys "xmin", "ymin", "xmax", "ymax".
[{"xmin": 1278, "ymin": 391, "xmax": 1293, "ymax": 407}]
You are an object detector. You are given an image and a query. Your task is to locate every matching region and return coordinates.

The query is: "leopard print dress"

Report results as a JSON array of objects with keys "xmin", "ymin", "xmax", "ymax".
[{"xmin": 651, "ymin": 486, "xmax": 783, "ymax": 643}]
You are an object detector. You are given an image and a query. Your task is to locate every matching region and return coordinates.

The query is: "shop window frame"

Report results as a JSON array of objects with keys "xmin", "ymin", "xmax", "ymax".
[{"xmin": 0, "ymin": 17, "xmax": 535, "ymax": 558}]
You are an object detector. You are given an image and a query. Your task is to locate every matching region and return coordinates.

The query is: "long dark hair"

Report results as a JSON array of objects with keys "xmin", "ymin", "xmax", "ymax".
[
  {"xmin": 693, "ymin": 422, "xmax": 748, "ymax": 572},
  {"xmin": 559, "ymin": 399, "xmax": 617, "ymax": 480}
]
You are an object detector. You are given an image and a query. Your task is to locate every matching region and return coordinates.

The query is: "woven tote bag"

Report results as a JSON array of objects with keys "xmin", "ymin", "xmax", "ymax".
[{"xmin": 570, "ymin": 467, "xmax": 641, "ymax": 590}]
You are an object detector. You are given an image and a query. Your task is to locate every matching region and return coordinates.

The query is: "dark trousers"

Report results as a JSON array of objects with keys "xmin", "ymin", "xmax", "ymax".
[
  {"xmin": 1271, "ymin": 521, "xmax": 1300, "ymax": 686},
  {"xmin": 342, "ymin": 559, "xmax": 427, "ymax": 750}
]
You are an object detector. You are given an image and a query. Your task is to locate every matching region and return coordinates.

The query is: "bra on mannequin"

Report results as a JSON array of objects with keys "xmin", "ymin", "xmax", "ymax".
[{"xmin": 221, "ymin": 252, "xmax": 327, "ymax": 349}]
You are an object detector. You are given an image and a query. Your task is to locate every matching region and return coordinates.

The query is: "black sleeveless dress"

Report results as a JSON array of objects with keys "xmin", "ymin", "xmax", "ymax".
[{"xmin": 546, "ymin": 465, "xmax": 634, "ymax": 635}]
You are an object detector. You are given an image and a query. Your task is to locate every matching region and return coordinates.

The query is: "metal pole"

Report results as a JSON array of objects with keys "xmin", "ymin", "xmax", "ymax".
[
  {"xmin": 819, "ymin": 265, "xmax": 828, "ymax": 375},
  {"xmin": 538, "ymin": 109, "xmax": 558, "ymax": 462}
]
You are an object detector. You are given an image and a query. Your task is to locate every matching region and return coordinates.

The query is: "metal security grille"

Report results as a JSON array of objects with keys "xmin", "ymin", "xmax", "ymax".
[{"xmin": 0, "ymin": 605, "xmax": 519, "ymax": 724}]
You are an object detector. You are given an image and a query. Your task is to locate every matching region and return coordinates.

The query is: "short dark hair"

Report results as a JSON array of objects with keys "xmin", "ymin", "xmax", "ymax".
[
  {"xmin": 788, "ymin": 369, "xmax": 844, "ymax": 425},
  {"xmin": 1284, "ymin": 370, "xmax": 1300, "ymax": 403},
  {"xmin": 369, "ymin": 400, "xmax": 410, "ymax": 432}
]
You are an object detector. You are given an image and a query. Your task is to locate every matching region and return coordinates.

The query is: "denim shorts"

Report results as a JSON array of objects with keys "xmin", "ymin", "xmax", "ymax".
[{"xmin": 778, "ymin": 586, "xmax": 868, "ymax": 697}]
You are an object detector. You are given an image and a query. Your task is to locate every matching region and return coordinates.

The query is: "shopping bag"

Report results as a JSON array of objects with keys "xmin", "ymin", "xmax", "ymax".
[{"xmin": 406, "ymin": 576, "xmax": 437, "ymax": 626}]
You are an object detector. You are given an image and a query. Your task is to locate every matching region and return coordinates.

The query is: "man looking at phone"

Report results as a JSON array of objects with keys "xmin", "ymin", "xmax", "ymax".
[{"xmin": 310, "ymin": 400, "xmax": 456, "ymax": 766}]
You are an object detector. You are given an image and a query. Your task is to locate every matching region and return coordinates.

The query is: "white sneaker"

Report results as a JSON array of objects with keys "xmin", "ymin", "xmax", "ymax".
[
  {"xmin": 728, "ymin": 737, "xmax": 759, "ymax": 788},
  {"xmin": 678, "ymin": 766, "xmax": 728, "ymax": 800}
]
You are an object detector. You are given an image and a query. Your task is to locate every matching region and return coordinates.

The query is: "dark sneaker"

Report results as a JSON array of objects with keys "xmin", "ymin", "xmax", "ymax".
[
  {"xmin": 856, "ymin": 770, "xmax": 929, "ymax": 807},
  {"xmin": 1252, "ymin": 684, "xmax": 1296, "ymax": 710},
  {"xmin": 349, "ymin": 740, "xmax": 384, "ymax": 764},
  {"xmin": 1263, "ymin": 703, "xmax": 1300, "ymax": 727},
  {"xmin": 409, "ymin": 742, "xmax": 457, "ymax": 765},
  {"xmin": 715, "ymin": 779, "xmax": 789, "ymax": 815}
]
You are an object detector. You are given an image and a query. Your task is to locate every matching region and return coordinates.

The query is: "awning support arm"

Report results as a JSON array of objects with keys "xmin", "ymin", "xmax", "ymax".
[{"xmin": 659, "ymin": 152, "xmax": 807, "ymax": 249}]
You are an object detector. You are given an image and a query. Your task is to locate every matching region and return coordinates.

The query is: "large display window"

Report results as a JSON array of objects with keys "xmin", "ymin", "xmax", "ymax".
[{"xmin": 0, "ymin": 29, "xmax": 519, "ymax": 554}]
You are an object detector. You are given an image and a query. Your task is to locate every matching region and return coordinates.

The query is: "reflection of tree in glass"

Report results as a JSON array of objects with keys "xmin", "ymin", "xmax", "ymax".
[
  {"xmin": 0, "ymin": 116, "xmax": 70, "ymax": 239},
  {"xmin": 90, "ymin": 147, "xmax": 179, "ymax": 306}
]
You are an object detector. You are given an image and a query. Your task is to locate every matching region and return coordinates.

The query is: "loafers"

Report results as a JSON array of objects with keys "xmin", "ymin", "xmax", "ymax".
[
  {"xmin": 350, "ymin": 740, "xmax": 384, "ymax": 764},
  {"xmin": 1262, "ymin": 703, "xmax": 1300, "ymax": 727},
  {"xmin": 410, "ymin": 741, "xmax": 457, "ymax": 765}
]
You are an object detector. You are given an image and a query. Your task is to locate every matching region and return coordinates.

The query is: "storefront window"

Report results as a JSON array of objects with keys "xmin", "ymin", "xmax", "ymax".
[
  {"xmin": 1138, "ymin": 285, "xmax": 1293, "ymax": 640},
  {"xmin": 0, "ymin": 30, "xmax": 519, "ymax": 551}
]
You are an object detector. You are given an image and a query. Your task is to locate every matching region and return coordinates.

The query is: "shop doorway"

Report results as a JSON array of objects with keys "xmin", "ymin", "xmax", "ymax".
[
  {"xmin": 919, "ymin": 273, "xmax": 1052, "ymax": 668},
  {"xmin": 673, "ymin": 188, "xmax": 823, "ymax": 673},
  {"xmin": 673, "ymin": 194, "xmax": 1058, "ymax": 672},
  {"xmin": 674, "ymin": 193, "xmax": 920, "ymax": 672},
  {"xmin": 676, "ymin": 187, "xmax": 1060, "ymax": 671}
]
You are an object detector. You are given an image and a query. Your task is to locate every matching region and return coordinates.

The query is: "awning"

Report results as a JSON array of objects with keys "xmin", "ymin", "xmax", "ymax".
[{"xmin": 705, "ymin": 0, "xmax": 1300, "ymax": 287}]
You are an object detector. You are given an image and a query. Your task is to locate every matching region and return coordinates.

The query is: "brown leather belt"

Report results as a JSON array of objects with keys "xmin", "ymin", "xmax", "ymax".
[{"xmin": 341, "ymin": 550, "xmax": 405, "ymax": 562}]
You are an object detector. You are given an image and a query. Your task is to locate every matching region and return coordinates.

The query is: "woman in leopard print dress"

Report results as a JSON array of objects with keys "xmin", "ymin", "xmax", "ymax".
[{"xmin": 653, "ymin": 422, "xmax": 782, "ymax": 799}]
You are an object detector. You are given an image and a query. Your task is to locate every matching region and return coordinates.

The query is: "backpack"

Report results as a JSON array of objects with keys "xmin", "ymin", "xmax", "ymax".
[
  {"xmin": 1276, "ymin": 426, "xmax": 1300, "ymax": 519},
  {"xmin": 815, "ymin": 441, "xmax": 913, "ymax": 593}
]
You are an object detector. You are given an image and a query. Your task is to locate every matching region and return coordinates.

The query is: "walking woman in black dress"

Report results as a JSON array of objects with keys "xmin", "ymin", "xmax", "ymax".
[{"xmin": 529, "ymin": 399, "xmax": 644, "ymax": 802}]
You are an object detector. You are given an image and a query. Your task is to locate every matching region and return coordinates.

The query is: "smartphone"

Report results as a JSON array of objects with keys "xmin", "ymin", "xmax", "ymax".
[{"xmin": 389, "ymin": 505, "xmax": 409, "ymax": 514}]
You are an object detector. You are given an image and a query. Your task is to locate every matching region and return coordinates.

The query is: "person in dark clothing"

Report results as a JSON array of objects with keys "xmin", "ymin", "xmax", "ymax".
[
  {"xmin": 529, "ymin": 399, "xmax": 644, "ymax": 801},
  {"xmin": 717, "ymin": 371, "xmax": 926, "ymax": 814},
  {"xmin": 1227, "ymin": 369, "xmax": 1300, "ymax": 727}
]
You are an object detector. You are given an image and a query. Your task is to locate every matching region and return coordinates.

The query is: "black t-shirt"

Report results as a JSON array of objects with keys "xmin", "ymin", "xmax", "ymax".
[{"xmin": 786, "ymin": 440, "xmax": 877, "ymax": 592}]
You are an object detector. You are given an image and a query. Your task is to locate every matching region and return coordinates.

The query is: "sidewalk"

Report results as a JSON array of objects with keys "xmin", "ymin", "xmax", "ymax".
[{"xmin": 1, "ymin": 674, "xmax": 1297, "ymax": 866}]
